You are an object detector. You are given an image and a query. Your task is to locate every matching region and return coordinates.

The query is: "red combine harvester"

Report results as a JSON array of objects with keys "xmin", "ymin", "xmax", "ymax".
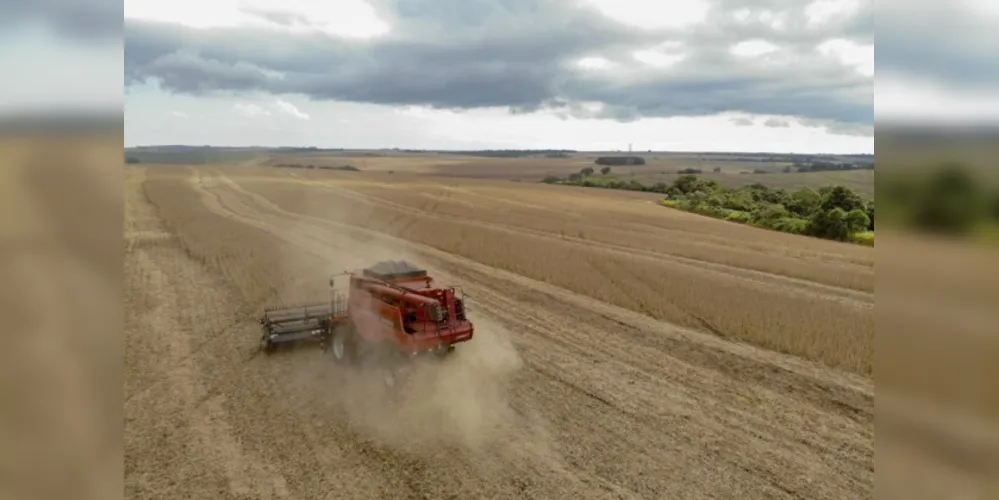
[{"xmin": 258, "ymin": 261, "xmax": 474, "ymax": 373}]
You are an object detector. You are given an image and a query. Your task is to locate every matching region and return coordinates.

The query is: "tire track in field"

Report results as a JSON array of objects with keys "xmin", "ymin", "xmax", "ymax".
[
  {"xmin": 279, "ymin": 174, "xmax": 872, "ymax": 305},
  {"xmin": 201, "ymin": 169, "xmax": 873, "ymax": 498},
  {"xmin": 427, "ymin": 181, "xmax": 565, "ymax": 214},
  {"xmin": 213, "ymin": 169, "xmax": 872, "ymax": 397},
  {"xmin": 188, "ymin": 169, "xmax": 641, "ymax": 498},
  {"xmin": 183, "ymin": 169, "xmax": 597, "ymax": 498},
  {"xmin": 126, "ymin": 169, "xmax": 294, "ymax": 499},
  {"xmin": 222, "ymin": 173, "xmax": 876, "ymax": 436}
]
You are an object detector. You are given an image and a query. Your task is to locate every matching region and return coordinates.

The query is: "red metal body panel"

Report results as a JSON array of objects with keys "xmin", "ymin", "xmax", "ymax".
[
  {"xmin": 357, "ymin": 281, "xmax": 440, "ymax": 307},
  {"xmin": 333, "ymin": 267, "xmax": 474, "ymax": 353}
]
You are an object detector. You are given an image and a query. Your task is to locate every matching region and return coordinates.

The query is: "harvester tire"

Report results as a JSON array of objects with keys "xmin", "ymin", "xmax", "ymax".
[
  {"xmin": 329, "ymin": 324, "xmax": 356, "ymax": 365},
  {"xmin": 260, "ymin": 329, "xmax": 276, "ymax": 354},
  {"xmin": 433, "ymin": 344, "xmax": 456, "ymax": 360}
]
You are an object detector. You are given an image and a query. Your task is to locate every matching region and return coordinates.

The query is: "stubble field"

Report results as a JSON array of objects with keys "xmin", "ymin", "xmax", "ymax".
[{"xmin": 125, "ymin": 162, "xmax": 874, "ymax": 499}]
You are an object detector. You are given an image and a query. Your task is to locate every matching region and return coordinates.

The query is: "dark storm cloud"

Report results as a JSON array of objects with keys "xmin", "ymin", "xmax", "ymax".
[
  {"xmin": 0, "ymin": 0, "xmax": 120, "ymax": 39},
  {"xmin": 125, "ymin": 0, "xmax": 873, "ymax": 131}
]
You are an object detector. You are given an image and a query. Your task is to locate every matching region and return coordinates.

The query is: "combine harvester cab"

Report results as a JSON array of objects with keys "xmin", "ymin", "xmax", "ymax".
[{"xmin": 258, "ymin": 261, "xmax": 474, "ymax": 369}]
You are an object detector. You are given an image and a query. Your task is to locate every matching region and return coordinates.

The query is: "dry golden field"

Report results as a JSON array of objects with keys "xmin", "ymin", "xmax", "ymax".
[
  {"xmin": 124, "ymin": 161, "xmax": 874, "ymax": 499},
  {"xmin": 260, "ymin": 152, "xmax": 875, "ymax": 197}
]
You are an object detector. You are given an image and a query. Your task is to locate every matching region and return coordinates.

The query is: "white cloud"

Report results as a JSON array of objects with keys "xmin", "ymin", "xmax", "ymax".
[
  {"xmin": 877, "ymin": 72, "xmax": 999, "ymax": 123},
  {"xmin": 960, "ymin": 0, "xmax": 999, "ymax": 17},
  {"xmin": 576, "ymin": 57, "xmax": 615, "ymax": 70},
  {"xmin": 633, "ymin": 42, "xmax": 685, "ymax": 68},
  {"xmin": 731, "ymin": 40, "xmax": 779, "ymax": 58},
  {"xmin": 273, "ymin": 99, "xmax": 310, "ymax": 120},
  {"xmin": 818, "ymin": 39, "xmax": 874, "ymax": 77},
  {"xmin": 587, "ymin": 0, "xmax": 708, "ymax": 29},
  {"xmin": 732, "ymin": 8, "xmax": 752, "ymax": 22},
  {"xmin": 805, "ymin": 0, "xmax": 862, "ymax": 27},
  {"xmin": 633, "ymin": 51, "xmax": 684, "ymax": 68},
  {"xmin": 731, "ymin": 8, "xmax": 788, "ymax": 30},
  {"xmin": 764, "ymin": 117, "xmax": 791, "ymax": 128},
  {"xmin": 170, "ymin": 111, "xmax": 189, "ymax": 118},
  {"xmin": 234, "ymin": 102, "xmax": 271, "ymax": 118},
  {"xmin": 762, "ymin": 11, "xmax": 788, "ymax": 30},
  {"xmin": 123, "ymin": 0, "xmax": 389, "ymax": 38}
]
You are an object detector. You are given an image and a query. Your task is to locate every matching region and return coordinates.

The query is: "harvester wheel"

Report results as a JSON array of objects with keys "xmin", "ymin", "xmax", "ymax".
[
  {"xmin": 260, "ymin": 330, "xmax": 276, "ymax": 354},
  {"xmin": 329, "ymin": 324, "xmax": 356, "ymax": 365},
  {"xmin": 434, "ymin": 344, "xmax": 455, "ymax": 359}
]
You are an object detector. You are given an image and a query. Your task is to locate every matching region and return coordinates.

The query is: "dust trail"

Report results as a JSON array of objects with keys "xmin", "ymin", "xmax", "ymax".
[
  {"xmin": 283, "ymin": 307, "xmax": 539, "ymax": 456},
  {"xmin": 224, "ymin": 169, "xmax": 548, "ymax": 456},
  {"xmin": 343, "ymin": 315, "xmax": 525, "ymax": 449}
]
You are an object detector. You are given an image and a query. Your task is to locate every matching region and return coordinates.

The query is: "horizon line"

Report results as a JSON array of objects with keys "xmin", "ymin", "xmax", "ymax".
[{"xmin": 124, "ymin": 144, "xmax": 875, "ymax": 156}]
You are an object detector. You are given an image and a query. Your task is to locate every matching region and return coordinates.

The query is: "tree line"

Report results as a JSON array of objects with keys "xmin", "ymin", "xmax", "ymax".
[
  {"xmin": 543, "ymin": 171, "xmax": 874, "ymax": 244},
  {"xmin": 658, "ymin": 177, "xmax": 874, "ymax": 243},
  {"xmin": 543, "ymin": 160, "xmax": 999, "ymax": 244}
]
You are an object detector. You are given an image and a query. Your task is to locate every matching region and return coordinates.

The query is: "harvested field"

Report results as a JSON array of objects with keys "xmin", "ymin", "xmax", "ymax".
[
  {"xmin": 125, "ymin": 164, "xmax": 874, "ymax": 499},
  {"xmin": 253, "ymin": 151, "xmax": 875, "ymax": 196}
]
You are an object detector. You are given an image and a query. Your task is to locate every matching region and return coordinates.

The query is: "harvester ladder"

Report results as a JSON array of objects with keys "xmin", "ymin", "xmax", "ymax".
[{"xmin": 330, "ymin": 290, "xmax": 348, "ymax": 317}]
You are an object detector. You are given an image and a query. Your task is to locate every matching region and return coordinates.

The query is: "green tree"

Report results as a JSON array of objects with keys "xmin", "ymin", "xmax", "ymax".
[
  {"xmin": 568, "ymin": 173, "xmax": 583, "ymax": 182},
  {"xmin": 820, "ymin": 186, "xmax": 865, "ymax": 212},
  {"xmin": 580, "ymin": 166, "xmax": 595, "ymax": 176},
  {"xmin": 626, "ymin": 179, "xmax": 647, "ymax": 191},
  {"xmin": 686, "ymin": 190, "xmax": 709, "ymax": 209},
  {"xmin": 845, "ymin": 209, "xmax": 871, "ymax": 234},
  {"xmin": 753, "ymin": 203, "xmax": 790, "ymax": 228},
  {"xmin": 786, "ymin": 188, "xmax": 821, "ymax": 218},
  {"xmin": 911, "ymin": 163, "xmax": 988, "ymax": 234},
  {"xmin": 808, "ymin": 207, "xmax": 850, "ymax": 240},
  {"xmin": 600, "ymin": 166, "xmax": 611, "ymax": 175},
  {"xmin": 723, "ymin": 190, "xmax": 755, "ymax": 212},
  {"xmin": 670, "ymin": 175, "xmax": 701, "ymax": 195},
  {"xmin": 704, "ymin": 193, "xmax": 727, "ymax": 208}
]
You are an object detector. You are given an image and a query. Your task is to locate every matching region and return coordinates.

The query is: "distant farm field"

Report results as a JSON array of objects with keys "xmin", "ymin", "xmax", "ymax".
[
  {"xmin": 260, "ymin": 153, "xmax": 875, "ymax": 197},
  {"xmin": 126, "ymin": 147, "xmax": 875, "ymax": 197},
  {"xmin": 627, "ymin": 169, "xmax": 875, "ymax": 198}
]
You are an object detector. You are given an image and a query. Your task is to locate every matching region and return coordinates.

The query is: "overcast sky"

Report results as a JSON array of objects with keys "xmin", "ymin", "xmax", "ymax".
[{"xmin": 2, "ymin": 0, "xmax": 996, "ymax": 152}]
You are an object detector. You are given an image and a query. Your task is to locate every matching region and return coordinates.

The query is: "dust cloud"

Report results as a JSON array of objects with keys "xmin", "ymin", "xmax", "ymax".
[
  {"xmin": 276, "ymin": 293, "xmax": 543, "ymax": 460},
  {"xmin": 256, "ymin": 175, "xmax": 548, "ymax": 457},
  {"xmin": 336, "ymin": 315, "xmax": 526, "ymax": 450}
]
